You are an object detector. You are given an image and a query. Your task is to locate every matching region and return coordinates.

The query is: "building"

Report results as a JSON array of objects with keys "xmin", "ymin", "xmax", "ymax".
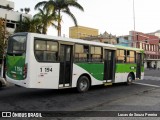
[
  {"xmin": 117, "ymin": 35, "xmax": 132, "ymax": 47},
  {"xmin": 0, "ymin": 0, "xmax": 32, "ymax": 67},
  {"xmin": 69, "ymin": 26, "xmax": 98, "ymax": 39},
  {"xmin": 0, "ymin": 0, "xmax": 31, "ymax": 34},
  {"xmin": 130, "ymin": 31, "xmax": 160, "ymax": 68},
  {"xmin": 82, "ymin": 31, "xmax": 117, "ymax": 44},
  {"xmin": 148, "ymin": 30, "xmax": 160, "ymax": 38}
]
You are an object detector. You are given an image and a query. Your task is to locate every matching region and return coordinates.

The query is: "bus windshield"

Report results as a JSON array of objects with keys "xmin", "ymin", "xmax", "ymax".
[{"xmin": 7, "ymin": 35, "xmax": 26, "ymax": 55}]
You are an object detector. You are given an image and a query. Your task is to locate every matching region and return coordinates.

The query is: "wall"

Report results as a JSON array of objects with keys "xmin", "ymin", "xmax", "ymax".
[
  {"xmin": 0, "ymin": 0, "xmax": 14, "ymax": 9},
  {"xmin": 0, "ymin": 8, "xmax": 32, "ymax": 34},
  {"xmin": 130, "ymin": 31, "xmax": 160, "ymax": 69},
  {"xmin": 69, "ymin": 26, "xmax": 98, "ymax": 39},
  {"xmin": 117, "ymin": 37, "xmax": 132, "ymax": 47}
]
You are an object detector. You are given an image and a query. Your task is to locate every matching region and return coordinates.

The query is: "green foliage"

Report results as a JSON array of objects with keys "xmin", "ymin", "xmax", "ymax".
[
  {"xmin": 34, "ymin": 8, "xmax": 58, "ymax": 34},
  {"xmin": 35, "ymin": 0, "xmax": 84, "ymax": 36},
  {"xmin": 16, "ymin": 0, "xmax": 84, "ymax": 36},
  {"xmin": 15, "ymin": 16, "xmax": 42, "ymax": 33},
  {"xmin": 0, "ymin": 18, "xmax": 5, "ymax": 59},
  {"xmin": 16, "ymin": 7, "xmax": 57, "ymax": 34}
]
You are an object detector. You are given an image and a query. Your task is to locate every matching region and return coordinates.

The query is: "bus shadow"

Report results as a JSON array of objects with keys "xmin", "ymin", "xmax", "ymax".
[
  {"xmin": 0, "ymin": 82, "xmax": 132, "ymax": 100},
  {"xmin": 89, "ymin": 82, "xmax": 130, "ymax": 91}
]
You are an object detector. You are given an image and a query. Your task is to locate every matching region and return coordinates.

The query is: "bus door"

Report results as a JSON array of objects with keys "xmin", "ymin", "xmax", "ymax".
[
  {"xmin": 136, "ymin": 53, "xmax": 141, "ymax": 79},
  {"xmin": 59, "ymin": 45, "xmax": 73, "ymax": 87},
  {"xmin": 104, "ymin": 49, "xmax": 115, "ymax": 82}
]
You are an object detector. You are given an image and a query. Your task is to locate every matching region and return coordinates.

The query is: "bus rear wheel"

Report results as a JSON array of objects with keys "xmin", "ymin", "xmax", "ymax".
[
  {"xmin": 77, "ymin": 76, "xmax": 90, "ymax": 93},
  {"xmin": 126, "ymin": 73, "xmax": 133, "ymax": 85}
]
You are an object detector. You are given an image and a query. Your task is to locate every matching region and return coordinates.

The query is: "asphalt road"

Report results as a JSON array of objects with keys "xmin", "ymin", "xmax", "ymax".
[{"xmin": 0, "ymin": 69, "xmax": 160, "ymax": 119}]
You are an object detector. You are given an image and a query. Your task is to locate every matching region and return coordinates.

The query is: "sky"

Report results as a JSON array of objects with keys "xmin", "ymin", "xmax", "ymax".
[{"xmin": 10, "ymin": 0, "xmax": 160, "ymax": 37}]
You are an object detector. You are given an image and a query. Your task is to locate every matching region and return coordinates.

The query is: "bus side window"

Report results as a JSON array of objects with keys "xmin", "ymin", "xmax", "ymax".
[
  {"xmin": 75, "ymin": 44, "xmax": 89, "ymax": 62},
  {"xmin": 35, "ymin": 51, "xmax": 43, "ymax": 61},
  {"xmin": 126, "ymin": 51, "xmax": 135, "ymax": 63},
  {"xmin": 34, "ymin": 39, "xmax": 58, "ymax": 62},
  {"xmin": 46, "ymin": 41, "xmax": 58, "ymax": 62},
  {"xmin": 126, "ymin": 50, "xmax": 130, "ymax": 63},
  {"xmin": 130, "ymin": 51, "xmax": 135, "ymax": 63},
  {"xmin": 74, "ymin": 54, "xmax": 79, "ymax": 62},
  {"xmin": 91, "ymin": 46, "xmax": 102, "ymax": 62},
  {"xmin": 79, "ymin": 54, "xmax": 87, "ymax": 62},
  {"xmin": 45, "ymin": 51, "xmax": 58, "ymax": 62},
  {"xmin": 117, "ymin": 50, "xmax": 125, "ymax": 63}
]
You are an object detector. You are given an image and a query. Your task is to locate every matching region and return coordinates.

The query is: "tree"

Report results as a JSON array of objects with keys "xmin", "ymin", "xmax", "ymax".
[
  {"xmin": 20, "ymin": 8, "xmax": 30, "ymax": 14},
  {"xmin": 20, "ymin": 8, "xmax": 23, "ymax": 12},
  {"xmin": 0, "ymin": 18, "xmax": 5, "ymax": 61},
  {"xmin": 15, "ymin": 16, "xmax": 42, "ymax": 33},
  {"xmin": 24, "ymin": 8, "xmax": 30, "ymax": 14},
  {"xmin": 35, "ymin": 0, "xmax": 84, "ymax": 36},
  {"xmin": 0, "ymin": 18, "xmax": 9, "ymax": 63},
  {"xmin": 34, "ymin": 8, "xmax": 57, "ymax": 34}
]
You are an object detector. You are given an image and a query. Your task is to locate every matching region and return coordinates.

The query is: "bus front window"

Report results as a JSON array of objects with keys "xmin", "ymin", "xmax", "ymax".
[{"xmin": 7, "ymin": 36, "xmax": 26, "ymax": 55}]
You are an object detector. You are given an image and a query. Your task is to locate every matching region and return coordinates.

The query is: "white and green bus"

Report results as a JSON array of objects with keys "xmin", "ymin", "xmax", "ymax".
[{"xmin": 6, "ymin": 32, "xmax": 144, "ymax": 92}]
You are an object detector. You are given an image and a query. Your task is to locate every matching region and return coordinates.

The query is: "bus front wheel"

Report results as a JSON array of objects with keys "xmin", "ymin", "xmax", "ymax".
[
  {"xmin": 127, "ymin": 73, "xmax": 133, "ymax": 85},
  {"xmin": 77, "ymin": 76, "xmax": 90, "ymax": 93}
]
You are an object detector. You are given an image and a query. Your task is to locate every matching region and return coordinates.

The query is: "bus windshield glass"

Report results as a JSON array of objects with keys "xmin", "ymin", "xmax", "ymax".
[{"xmin": 7, "ymin": 35, "xmax": 26, "ymax": 55}]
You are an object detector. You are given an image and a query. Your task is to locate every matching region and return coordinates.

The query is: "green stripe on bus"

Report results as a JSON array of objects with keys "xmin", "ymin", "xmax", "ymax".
[
  {"xmin": 6, "ymin": 55, "xmax": 25, "ymax": 80},
  {"xmin": 75, "ymin": 63, "xmax": 144, "ymax": 80},
  {"xmin": 75, "ymin": 63, "xmax": 104, "ymax": 80},
  {"xmin": 116, "ymin": 64, "xmax": 144, "ymax": 73}
]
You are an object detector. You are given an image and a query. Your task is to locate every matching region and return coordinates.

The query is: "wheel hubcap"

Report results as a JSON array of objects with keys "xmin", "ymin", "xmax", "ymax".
[
  {"xmin": 128, "ymin": 76, "xmax": 132, "ymax": 83},
  {"xmin": 79, "ymin": 80, "xmax": 87, "ymax": 91}
]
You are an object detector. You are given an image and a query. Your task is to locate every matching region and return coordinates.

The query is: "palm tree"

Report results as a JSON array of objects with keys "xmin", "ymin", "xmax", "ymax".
[
  {"xmin": 20, "ymin": 8, "xmax": 23, "ymax": 12},
  {"xmin": 34, "ymin": 8, "xmax": 57, "ymax": 34},
  {"xmin": 15, "ymin": 16, "xmax": 42, "ymax": 33},
  {"xmin": 24, "ymin": 8, "xmax": 30, "ymax": 14},
  {"xmin": 35, "ymin": 0, "xmax": 84, "ymax": 36}
]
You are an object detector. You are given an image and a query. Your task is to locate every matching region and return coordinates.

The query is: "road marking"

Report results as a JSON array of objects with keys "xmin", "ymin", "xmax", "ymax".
[{"xmin": 133, "ymin": 82, "xmax": 160, "ymax": 88}]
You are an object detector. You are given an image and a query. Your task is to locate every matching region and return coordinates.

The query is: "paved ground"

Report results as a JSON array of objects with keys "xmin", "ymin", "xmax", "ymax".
[
  {"xmin": 144, "ymin": 69, "xmax": 160, "ymax": 81},
  {"xmin": 0, "ymin": 69, "xmax": 160, "ymax": 120},
  {"xmin": 144, "ymin": 69, "xmax": 160, "ymax": 77}
]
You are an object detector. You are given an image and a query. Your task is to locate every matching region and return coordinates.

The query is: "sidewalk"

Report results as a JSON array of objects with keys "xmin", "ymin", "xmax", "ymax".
[
  {"xmin": 144, "ymin": 69, "xmax": 160, "ymax": 80},
  {"xmin": 145, "ymin": 69, "xmax": 160, "ymax": 76},
  {"xmin": 144, "ymin": 76, "xmax": 160, "ymax": 80}
]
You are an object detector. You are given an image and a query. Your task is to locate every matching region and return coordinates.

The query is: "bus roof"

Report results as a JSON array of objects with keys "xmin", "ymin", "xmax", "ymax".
[
  {"xmin": 115, "ymin": 45, "xmax": 144, "ymax": 52},
  {"xmin": 12, "ymin": 32, "xmax": 115, "ymax": 48},
  {"xmin": 12, "ymin": 32, "xmax": 144, "ymax": 52}
]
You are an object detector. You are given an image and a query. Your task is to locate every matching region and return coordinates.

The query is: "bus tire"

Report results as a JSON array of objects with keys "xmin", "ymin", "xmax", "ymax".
[
  {"xmin": 126, "ymin": 73, "xmax": 133, "ymax": 85},
  {"xmin": 77, "ymin": 76, "xmax": 90, "ymax": 93}
]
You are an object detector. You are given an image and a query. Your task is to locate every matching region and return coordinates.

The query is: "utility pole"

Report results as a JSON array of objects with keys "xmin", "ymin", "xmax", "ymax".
[
  {"xmin": 133, "ymin": 0, "xmax": 136, "ymax": 48},
  {"xmin": 133, "ymin": 0, "xmax": 135, "ymax": 32}
]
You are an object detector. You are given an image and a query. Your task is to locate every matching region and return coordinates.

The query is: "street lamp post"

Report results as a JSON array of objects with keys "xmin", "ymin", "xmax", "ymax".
[
  {"xmin": 133, "ymin": 0, "xmax": 135, "ymax": 32},
  {"xmin": 132, "ymin": 0, "xmax": 136, "ymax": 48}
]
